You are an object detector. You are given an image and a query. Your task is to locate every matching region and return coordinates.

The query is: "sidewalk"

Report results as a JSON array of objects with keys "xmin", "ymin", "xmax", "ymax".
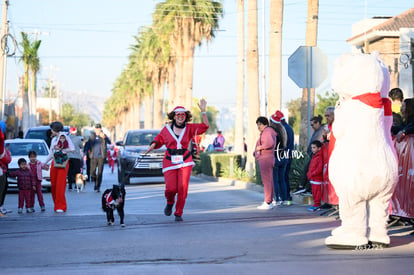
[{"xmin": 195, "ymin": 173, "xmax": 314, "ymax": 205}]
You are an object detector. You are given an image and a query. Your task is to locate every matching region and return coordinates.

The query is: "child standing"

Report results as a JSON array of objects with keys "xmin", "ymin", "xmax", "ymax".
[
  {"xmin": 306, "ymin": 140, "xmax": 324, "ymax": 212},
  {"xmin": 9, "ymin": 158, "xmax": 35, "ymax": 214},
  {"xmin": 28, "ymin": 150, "xmax": 49, "ymax": 212}
]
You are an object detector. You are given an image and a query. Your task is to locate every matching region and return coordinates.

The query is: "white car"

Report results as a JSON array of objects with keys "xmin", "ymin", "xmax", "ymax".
[{"xmin": 5, "ymin": 139, "xmax": 51, "ymax": 191}]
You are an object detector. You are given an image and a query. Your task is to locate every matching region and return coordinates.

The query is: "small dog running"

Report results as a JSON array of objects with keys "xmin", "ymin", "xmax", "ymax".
[
  {"xmin": 101, "ymin": 184, "xmax": 126, "ymax": 227},
  {"xmin": 75, "ymin": 173, "xmax": 87, "ymax": 192}
]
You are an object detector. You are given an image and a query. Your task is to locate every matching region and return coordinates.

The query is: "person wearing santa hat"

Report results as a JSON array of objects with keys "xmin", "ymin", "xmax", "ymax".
[
  {"xmin": 67, "ymin": 127, "xmax": 84, "ymax": 191},
  {"xmin": 269, "ymin": 112, "xmax": 288, "ymax": 206},
  {"xmin": 145, "ymin": 99, "xmax": 209, "ymax": 222}
]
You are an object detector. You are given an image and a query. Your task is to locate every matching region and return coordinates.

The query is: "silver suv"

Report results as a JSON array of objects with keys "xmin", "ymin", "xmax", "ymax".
[{"xmin": 116, "ymin": 129, "xmax": 166, "ymax": 185}]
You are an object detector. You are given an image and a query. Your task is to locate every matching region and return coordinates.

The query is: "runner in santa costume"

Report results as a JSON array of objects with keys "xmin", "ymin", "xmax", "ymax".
[{"xmin": 146, "ymin": 99, "xmax": 209, "ymax": 222}]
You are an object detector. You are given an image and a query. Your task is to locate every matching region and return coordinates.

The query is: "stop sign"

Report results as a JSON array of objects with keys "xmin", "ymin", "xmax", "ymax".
[{"xmin": 288, "ymin": 46, "xmax": 328, "ymax": 88}]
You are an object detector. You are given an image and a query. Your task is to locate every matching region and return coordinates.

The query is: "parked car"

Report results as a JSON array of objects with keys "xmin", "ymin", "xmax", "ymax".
[
  {"xmin": 24, "ymin": 125, "xmax": 70, "ymax": 144},
  {"xmin": 5, "ymin": 139, "xmax": 51, "ymax": 191},
  {"xmin": 116, "ymin": 129, "xmax": 166, "ymax": 185}
]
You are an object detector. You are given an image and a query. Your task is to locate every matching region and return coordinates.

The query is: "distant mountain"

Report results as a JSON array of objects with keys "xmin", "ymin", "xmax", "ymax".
[{"xmin": 61, "ymin": 91, "xmax": 108, "ymax": 123}]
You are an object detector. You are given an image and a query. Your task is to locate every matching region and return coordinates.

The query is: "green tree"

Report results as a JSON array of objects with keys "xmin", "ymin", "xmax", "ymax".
[
  {"xmin": 314, "ymin": 91, "xmax": 339, "ymax": 118},
  {"xmin": 153, "ymin": 0, "xmax": 223, "ymax": 109},
  {"xmin": 20, "ymin": 32, "xmax": 41, "ymax": 130},
  {"xmin": 286, "ymin": 97, "xmax": 302, "ymax": 134},
  {"xmin": 61, "ymin": 103, "xmax": 92, "ymax": 130},
  {"xmin": 286, "ymin": 91, "xmax": 339, "ymax": 139}
]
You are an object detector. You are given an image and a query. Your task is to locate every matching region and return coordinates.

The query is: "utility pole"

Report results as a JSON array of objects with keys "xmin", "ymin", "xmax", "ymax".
[
  {"xmin": 0, "ymin": 0, "xmax": 9, "ymax": 120},
  {"xmin": 299, "ymin": 0, "xmax": 319, "ymax": 149}
]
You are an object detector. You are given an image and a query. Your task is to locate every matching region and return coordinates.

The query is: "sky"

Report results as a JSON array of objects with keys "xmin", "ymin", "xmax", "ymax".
[{"xmin": 3, "ymin": 0, "xmax": 414, "ymax": 117}]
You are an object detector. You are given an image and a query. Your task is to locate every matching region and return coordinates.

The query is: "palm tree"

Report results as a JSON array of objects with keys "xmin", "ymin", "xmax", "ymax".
[
  {"xmin": 299, "ymin": 0, "xmax": 319, "ymax": 148},
  {"xmin": 153, "ymin": 0, "xmax": 223, "ymax": 109},
  {"xmin": 246, "ymin": 0, "xmax": 260, "ymax": 175},
  {"xmin": 20, "ymin": 32, "xmax": 41, "ymax": 131},
  {"xmin": 234, "ymin": 0, "xmax": 245, "ymax": 155},
  {"xmin": 139, "ymin": 27, "xmax": 169, "ymax": 129},
  {"xmin": 267, "ymin": 0, "xmax": 283, "ymax": 115},
  {"xmin": 29, "ymin": 43, "xmax": 41, "ymax": 127}
]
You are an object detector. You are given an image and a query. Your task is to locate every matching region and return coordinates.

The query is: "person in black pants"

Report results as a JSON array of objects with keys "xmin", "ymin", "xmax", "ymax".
[
  {"xmin": 67, "ymin": 127, "xmax": 84, "ymax": 190},
  {"xmin": 89, "ymin": 124, "xmax": 111, "ymax": 192}
]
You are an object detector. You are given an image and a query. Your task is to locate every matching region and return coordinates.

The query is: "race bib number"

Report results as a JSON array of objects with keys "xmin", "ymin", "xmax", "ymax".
[{"xmin": 171, "ymin": 155, "xmax": 183, "ymax": 164}]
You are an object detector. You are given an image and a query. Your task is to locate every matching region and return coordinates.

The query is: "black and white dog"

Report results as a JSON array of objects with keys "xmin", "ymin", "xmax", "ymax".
[{"xmin": 101, "ymin": 184, "xmax": 126, "ymax": 227}]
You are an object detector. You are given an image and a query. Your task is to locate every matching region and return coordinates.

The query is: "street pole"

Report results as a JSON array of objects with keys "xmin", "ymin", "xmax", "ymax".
[{"xmin": 0, "ymin": 0, "xmax": 9, "ymax": 121}]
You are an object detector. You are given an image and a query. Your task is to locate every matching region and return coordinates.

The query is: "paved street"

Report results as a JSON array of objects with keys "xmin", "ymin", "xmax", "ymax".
[{"xmin": 0, "ymin": 164, "xmax": 413, "ymax": 274}]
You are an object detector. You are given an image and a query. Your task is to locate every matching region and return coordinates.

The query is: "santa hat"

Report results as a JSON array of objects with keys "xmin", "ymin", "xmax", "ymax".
[
  {"xmin": 70, "ymin": 127, "xmax": 77, "ymax": 134},
  {"xmin": 173, "ymin": 106, "xmax": 187, "ymax": 113},
  {"xmin": 270, "ymin": 111, "xmax": 284, "ymax": 124}
]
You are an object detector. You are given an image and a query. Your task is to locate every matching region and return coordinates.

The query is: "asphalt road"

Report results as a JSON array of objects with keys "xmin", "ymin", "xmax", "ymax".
[{"xmin": 0, "ymin": 164, "xmax": 413, "ymax": 274}]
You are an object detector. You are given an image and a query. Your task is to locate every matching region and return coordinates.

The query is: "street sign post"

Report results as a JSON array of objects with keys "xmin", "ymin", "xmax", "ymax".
[{"xmin": 288, "ymin": 46, "xmax": 328, "ymax": 144}]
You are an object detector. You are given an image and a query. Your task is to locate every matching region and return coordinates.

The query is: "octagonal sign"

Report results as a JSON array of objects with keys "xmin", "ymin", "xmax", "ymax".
[{"xmin": 288, "ymin": 46, "xmax": 328, "ymax": 88}]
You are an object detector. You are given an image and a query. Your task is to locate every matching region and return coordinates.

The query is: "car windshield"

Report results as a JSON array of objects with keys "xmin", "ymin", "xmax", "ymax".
[
  {"xmin": 125, "ymin": 132, "xmax": 158, "ymax": 146},
  {"xmin": 7, "ymin": 142, "xmax": 49, "ymax": 156},
  {"xmin": 25, "ymin": 131, "xmax": 49, "ymax": 140}
]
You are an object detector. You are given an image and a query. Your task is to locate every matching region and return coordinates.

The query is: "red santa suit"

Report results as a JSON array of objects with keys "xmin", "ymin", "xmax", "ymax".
[
  {"xmin": 107, "ymin": 146, "xmax": 117, "ymax": 173},
  {"xmin": 152, "ymin": 121, "xmax": 208, "ymax": 217}
]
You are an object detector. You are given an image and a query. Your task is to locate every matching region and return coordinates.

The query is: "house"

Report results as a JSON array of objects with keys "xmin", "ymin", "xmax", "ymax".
[{"xmin": 347, "ymin": 8, "xmax": 414, "ymax": 98}]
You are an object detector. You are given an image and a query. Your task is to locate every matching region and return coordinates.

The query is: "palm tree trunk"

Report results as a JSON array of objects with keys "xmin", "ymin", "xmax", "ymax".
[
  {"xmin": 153, "ymin": 77, "xmax": 163, "ymax": 129},
  {"xmin": 299, "ymin": 0, "xmax": 319, "ymax": 148},
  {"xmin": 167, "ymin": 60, "xmax": 176, "ymax": 111},
  {"xmin": 268, "ymin": 0, "xmax": 284, "ymax": 115},
  {"xmin": 30, "ymin": 70, "xmax": 37, "ymax": 126},
  {"xmin": 22, "ymin": 68, "xmax": 30, "ymax": 132},
  {"xmin": 144, "ymin": 95, "xmax": 152, "ymax": 129},
  {"xmin": 246, "ymin": 0, "xmax": 260, "ymax": 176},
  {"xmin": 234, "ymin": 0, "xmax": 245, "ymax": 155},
  {"xmin": 134, "ymin": 91, "xmax": 141, "ymax": 129}
]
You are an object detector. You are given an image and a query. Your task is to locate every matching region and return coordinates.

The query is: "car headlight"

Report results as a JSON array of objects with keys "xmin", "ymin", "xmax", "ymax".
[{"xmin": 124, "ymin": 151, "xmax": 142, "ymax": 157}]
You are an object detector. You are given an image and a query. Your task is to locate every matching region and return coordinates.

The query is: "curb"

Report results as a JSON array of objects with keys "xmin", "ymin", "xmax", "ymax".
[{"xmin": 194, "ymin": 174, "xmax": 313, "ymax": 205}]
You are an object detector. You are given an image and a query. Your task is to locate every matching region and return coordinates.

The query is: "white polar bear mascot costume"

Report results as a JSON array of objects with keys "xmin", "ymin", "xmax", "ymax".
[{"xmin": 325, "ymin": 52, "xmax": 398, "ymax": 249}]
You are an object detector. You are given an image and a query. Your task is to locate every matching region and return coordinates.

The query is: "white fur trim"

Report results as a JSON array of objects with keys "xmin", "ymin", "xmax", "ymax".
[
  {"xmin": 269, "ymin": 117, "xmax": 280, "ymax": 124},
  {"xmin": 174, "ymin": 108, "xmax": 186, "ymax": 113},
  {"xmin": 162, "ymin": 162, "xmax": 194, "ymax": 173}
]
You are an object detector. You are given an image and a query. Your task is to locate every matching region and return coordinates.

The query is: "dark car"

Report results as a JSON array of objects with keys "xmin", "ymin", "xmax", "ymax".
[
  {"xmin": 24, "ymin": 125, "xmax": 70, "ymax": 144},
  {"xmin": 116, "ymin": 129, "xmax": 166, "ymax": 185}
]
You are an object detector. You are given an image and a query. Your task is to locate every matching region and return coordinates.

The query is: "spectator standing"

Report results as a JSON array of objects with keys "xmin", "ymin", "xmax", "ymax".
[
  {"xmin": 213, "ymin": 130, "xmax": 225, "ymax": 152},
  {"xmin": 390, "ymin": 98, "xmax": 414, "ymax": 218},
  {"xmin": 9, "ymin": 158, "xmax": 35, "ymax": 214},
  {"xmin": 28, "ymin": 150, "xmax": 49, "ymax": 212},
  {"xmin": 388, "ymin": 88, "xmax": 404, "ymax": 127},
  {"xmin": 254, "ymin": 116, "xmax": 277, "ymax": 210},
  {"xmin": 269, "ymin": 113, "xmax": 288, "ymax": 206},
  {"xmin": 294, "ymin": 115, "xmax": 325, "ymax": 195},
  {"xmin": 90, "ymin": 124, "xmax": 111, "ymax": 192},
  {"xmin": 0, "ymin": 137, "xmax": 12, "ymax": 215},
  {"xmin": 306, "ymin": 140, "xmax": 324, "ymax": 212},
  {"xmin": 83, "ymin": 132, "xmax": 96, "ymax": 181},
  {"xmin": 67, "ymin": 127, "xmax": 84, "ymax": 191},
  {"xmin": 276, "ymin": 111, "xmax": 294, "ymax": 205},
  {"xmin": 321, "ymin": 106, "xmax": 339, "ymax": 207}
]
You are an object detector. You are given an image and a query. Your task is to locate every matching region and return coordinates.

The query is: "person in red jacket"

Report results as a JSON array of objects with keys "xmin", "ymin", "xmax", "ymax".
[
  {"xmin": 145, "ymin": 99, "xmax": 209, "ymax": 222},
  {"xmin": 307, "ymin": 140, "xmax": 324, "ymax": 212}
]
